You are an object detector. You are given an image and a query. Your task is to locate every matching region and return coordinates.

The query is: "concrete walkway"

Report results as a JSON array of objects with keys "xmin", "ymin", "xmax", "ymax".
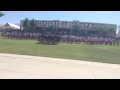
[{"xmin": 0, "ymin": 53, "xmax": 120, "ymax": 79}]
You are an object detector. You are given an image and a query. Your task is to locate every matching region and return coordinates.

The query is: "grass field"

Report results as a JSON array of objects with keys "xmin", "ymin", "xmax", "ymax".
[{"xmin": 0, "ymin": 35, "xmax": 120, "ymax": 64}]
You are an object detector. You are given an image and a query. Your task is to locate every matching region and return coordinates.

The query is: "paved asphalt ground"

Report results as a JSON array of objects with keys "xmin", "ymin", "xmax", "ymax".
[{"xmin": 0, "ymin": 53, "xmax": 120, "ymax": 79}]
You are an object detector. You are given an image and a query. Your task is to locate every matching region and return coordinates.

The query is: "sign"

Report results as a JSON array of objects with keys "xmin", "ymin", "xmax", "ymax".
[{"xmin": 20, "ymin": 20, "xmax": 117, "ymax": 30}]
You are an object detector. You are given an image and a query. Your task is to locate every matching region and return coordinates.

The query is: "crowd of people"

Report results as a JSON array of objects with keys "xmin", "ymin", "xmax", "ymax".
[
  {"xmin": 0, "ymin": 31, "xmax": 62, "ymax": 45},
  {"xmin": 1, "ymin": 31, "xmax": 119, "ymax": 45},
  {"xmin": 61, "ymin": 35, "xmax": 119, "ymax": 45},
  {"xmin": 1, "ymin": 32, "xmax": 39, "ymax": 40}
]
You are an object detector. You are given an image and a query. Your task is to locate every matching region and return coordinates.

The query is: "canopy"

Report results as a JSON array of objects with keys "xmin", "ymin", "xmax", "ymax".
[{"xmin": 0, "ymin": 23, "xmax": 20, "ymax": 30}]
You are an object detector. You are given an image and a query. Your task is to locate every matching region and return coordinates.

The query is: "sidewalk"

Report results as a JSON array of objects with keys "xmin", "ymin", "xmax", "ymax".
[{"xmin": 0, "ymin": 53, "xmax": 120, "ymax": 79}]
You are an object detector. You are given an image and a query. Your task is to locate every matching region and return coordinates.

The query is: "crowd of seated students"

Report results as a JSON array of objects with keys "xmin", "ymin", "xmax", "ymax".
[{"xmin": 1, "ymin": 31, "xmax": 119, "ymax": 45}]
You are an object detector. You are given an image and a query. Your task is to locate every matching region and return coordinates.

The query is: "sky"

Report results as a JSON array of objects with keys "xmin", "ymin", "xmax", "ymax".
[{"xmin": 0, "ymin": 11, "xmax": 120, "ymax": 33}]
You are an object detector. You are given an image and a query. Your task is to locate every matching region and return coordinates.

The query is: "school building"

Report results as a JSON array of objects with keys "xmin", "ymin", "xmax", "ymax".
[{"xmin": 20, "ymin": 20, "xmax": 117, "ymax": 37}]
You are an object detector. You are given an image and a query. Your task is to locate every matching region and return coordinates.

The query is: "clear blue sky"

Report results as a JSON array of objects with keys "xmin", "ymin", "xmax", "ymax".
[{"xmin": 0, "ymin": 11, "xmax": 120, "ymax": 33}]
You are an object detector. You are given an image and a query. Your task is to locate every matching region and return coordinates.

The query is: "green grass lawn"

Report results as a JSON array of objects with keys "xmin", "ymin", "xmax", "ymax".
[{"xmin": 0, "ymin": 35, "xmax": 120, "ymax": 64}]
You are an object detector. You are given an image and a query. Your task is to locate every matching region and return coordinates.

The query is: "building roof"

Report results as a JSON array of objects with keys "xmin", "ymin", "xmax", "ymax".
[
  {"xmin": 0, "ymin": 26, "xmax": 15, "ymax": 29},
  {"xmin": 4, "ymin": 23, "xmax": 20, "ymax": 29}
]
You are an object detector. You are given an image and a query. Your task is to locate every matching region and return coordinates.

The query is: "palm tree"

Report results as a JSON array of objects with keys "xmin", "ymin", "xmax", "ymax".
[
  {"xmin": 0, "ymin": 12, "xmax": 4, "ymax": 17},
  {"xmin": 23, "ymin": 17, "xmax": 30, "ymax": 32}
]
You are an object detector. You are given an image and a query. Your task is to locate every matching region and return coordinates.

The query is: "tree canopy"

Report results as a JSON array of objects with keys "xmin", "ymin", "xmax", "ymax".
[
  {"xmin": 23, "ymin": 17, "xmax": 30, "ymax": 27},
  {"xmin": 72, "ymin": 24, "xmax": 81, "ymax": 35},
  {"xmin": 30, "ymin": 18, "xmax": 35, "ymax": 27},
  {"xmin": 0, "ymin": 12, "xmax": 4, "ymax": 17},
  {"xmin": 48, "ymin": 25, "xmax": 55, "ymax": 34}
]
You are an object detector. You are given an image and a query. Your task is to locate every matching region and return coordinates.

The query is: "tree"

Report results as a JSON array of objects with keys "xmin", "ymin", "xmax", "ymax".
[
  {"xmin": 94, "ymin": 26, "xmax": 103, "ymax": 37},
  {"xmin": 47, "ymin": 25, "xmax": 55, "ymax": 34},
  {"xmin": 94, "ymin": 25, "xmax": 110, "ymax": 38},
  {"xmin": 0, "ymin": 12, "xmax": 4, "ymax": 17},
  {"xmin": 23, "ymin": 17, "xmax": 30, "ymax": 31},
  {"xmin": 72, "ymin": 24, "xmax": 81, "ymax": 36},
  {"xmin": 29, "ymin": 18, "xmax": 35, "ymax": 32},
  {"xmin": 107, "ymin": 28, "xmax": 115, "ymax": 38},
  {"xmin": 100, "ymin": 25, "xmax": 107, "ymax": 38}
]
